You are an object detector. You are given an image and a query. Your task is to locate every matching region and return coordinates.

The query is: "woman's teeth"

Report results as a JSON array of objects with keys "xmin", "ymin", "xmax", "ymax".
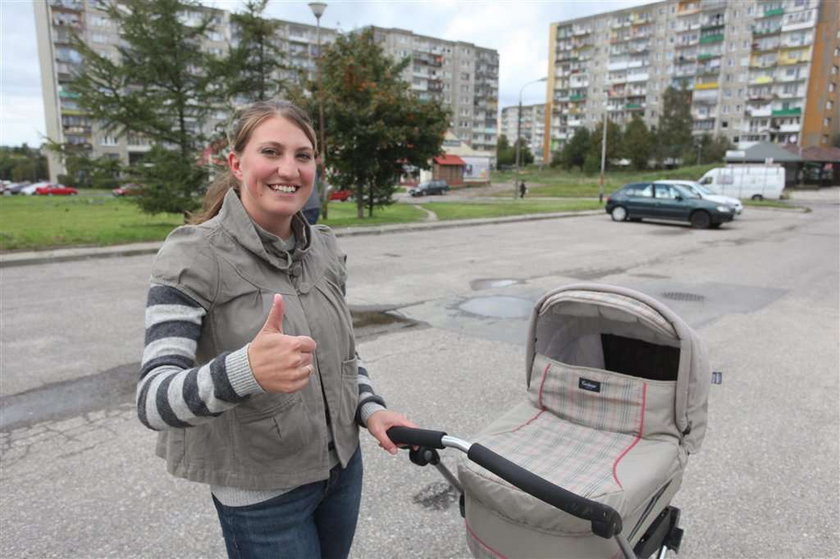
[{"xmin": 268, "ymin": 184, "xmax": 298, "ymax": 193}]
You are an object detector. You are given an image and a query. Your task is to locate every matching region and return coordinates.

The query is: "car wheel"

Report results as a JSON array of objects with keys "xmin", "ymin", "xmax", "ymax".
[
  {"xmin": 751, "ymin": 194, "xmax": 764, "ymax": 201},
  {"xmin": 611, "ymin": 206, "xmax": 628, "ymax": 222},
  {"xmin": 690, "ymin": 210, "xmax": 712, "ymax": 229}
]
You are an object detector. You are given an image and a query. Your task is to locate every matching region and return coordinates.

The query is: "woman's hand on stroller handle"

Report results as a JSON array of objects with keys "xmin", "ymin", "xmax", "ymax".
[{"xmin": 367, "ymin": 410, "xmax": 418, "ymax": 455}]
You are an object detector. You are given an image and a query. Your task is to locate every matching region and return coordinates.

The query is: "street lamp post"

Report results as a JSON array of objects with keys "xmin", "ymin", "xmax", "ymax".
[
  {"xmin": 515, "ymin": 77, "xmax": 547, "ymax": 198},
  {"xmin": 308, "ymin": 2, "xmax": 327, "ymax": 208},
  {"xmin": 598, "ymin": 88, "xmax": 610, "ymax": 203}
]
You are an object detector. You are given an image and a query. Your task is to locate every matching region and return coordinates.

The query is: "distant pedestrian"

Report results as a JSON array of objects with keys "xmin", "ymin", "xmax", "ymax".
[
  {"xmin": 519, "ymin": 180, "xmax": 527, "ymax": 199},
  {"xmin": 137, "ymin": 100, "xmax": 416, "ymax": 558}
]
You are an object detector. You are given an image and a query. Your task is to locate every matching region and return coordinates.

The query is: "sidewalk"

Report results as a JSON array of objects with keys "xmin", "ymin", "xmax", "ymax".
[{"xmin": 0, "ymin": 209, "xmax": 602, "ymax": 268}]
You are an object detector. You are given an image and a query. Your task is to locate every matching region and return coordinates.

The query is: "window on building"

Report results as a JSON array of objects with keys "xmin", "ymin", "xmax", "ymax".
[
  {"xmin": 825, "ymin": 117, "xmax": 832, "ymax": 127},
  {"xmin": 101, "ymin": 135, "xmax": 118, "ymax": 146}
]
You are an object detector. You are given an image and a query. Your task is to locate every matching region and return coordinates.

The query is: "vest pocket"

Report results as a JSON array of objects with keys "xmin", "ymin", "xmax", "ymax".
[{"xmin": 235, "ymin": 392, "xmax": 309, "ymax": 465}]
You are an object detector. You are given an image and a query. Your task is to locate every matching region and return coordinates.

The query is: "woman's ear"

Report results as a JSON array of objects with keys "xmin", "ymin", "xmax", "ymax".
[{"xmin": 228, "ymin": 151, "xmax": 243, "ymax": 180}]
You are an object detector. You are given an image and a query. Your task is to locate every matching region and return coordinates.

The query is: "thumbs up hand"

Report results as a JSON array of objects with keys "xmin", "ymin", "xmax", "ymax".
[{"xmin": 248, "ymin": 294, "xmax": 317, "ymax": 394}]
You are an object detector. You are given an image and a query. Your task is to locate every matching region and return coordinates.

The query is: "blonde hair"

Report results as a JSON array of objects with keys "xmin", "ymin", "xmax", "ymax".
[{"xmin": 192, "ymin": 100, "xmax": 317, "ymax": 224}]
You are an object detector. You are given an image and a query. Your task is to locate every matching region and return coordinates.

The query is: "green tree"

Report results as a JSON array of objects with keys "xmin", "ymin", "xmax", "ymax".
[
  {"xmin": 0, "ymin": 144, "xmax": 48, "ymax": 182},
  {"xmin": 622, "ymin": 115, "xmax": 652, "ymax": 170},
  {"xmin": 559, "ymin": 127, "xmax": 590, "ymax": 171},
  {"xmin": 68, "ymin": 0, "xmax": 221, "ymax": 214},
  {"xmin": 657, "ymin": 85, "xmax": 693, "ymax": 165},
  {"xmin": 496, "ymin": 134, "xmax": 512, "ymax": 166},
  {"xmin": 295, "ymin": 29, "xmax": 449, "ymax": 218},
  {"xmin": 217, "ymin": 0, "xmax": 290, "ymax": 105}
]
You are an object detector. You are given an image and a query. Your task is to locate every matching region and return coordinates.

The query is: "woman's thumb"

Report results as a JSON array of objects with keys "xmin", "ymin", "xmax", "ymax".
[{"xmin": 260, "ymin": 294, "xmax": 285, "ymax": 334}]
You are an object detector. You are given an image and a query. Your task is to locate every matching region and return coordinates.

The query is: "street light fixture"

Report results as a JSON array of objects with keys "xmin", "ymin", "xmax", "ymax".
[
  {"xmin": 308, "ymin": 2, "xmax": 327, "ymax": 208},
  {"xmin": 515, "ymin": 76, "xmax": 547, "ymax": 198}
]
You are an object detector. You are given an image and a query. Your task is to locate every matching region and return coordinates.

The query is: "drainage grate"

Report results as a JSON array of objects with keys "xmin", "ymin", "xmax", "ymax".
[{"xmin": 662, "ymin": 291, "xmax": 705, "ymax": 302}]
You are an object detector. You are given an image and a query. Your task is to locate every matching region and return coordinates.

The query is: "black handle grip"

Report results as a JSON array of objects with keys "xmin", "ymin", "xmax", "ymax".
[
  {"xmin": 386, "ymin": 427, "xmax": 447, "ymax": 449},
  {"xmin": 467, "ymin": 443, "xmax": 623, "ymax": 539}
]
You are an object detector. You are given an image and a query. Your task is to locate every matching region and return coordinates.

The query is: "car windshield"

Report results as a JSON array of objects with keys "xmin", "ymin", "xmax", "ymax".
[
  {"xmin": 672, "ymin": 184, "xmax": 699, "ymax": 199},
  {"xmin": 689, "ymin": 182, "xmax": 714, "ymax": 196}
]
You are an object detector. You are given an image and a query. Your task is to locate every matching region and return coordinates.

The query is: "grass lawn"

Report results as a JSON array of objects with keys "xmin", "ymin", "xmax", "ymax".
[
  {"xmin": 423, "ymin": 199, "xmax": 602, "ymax": 220},
  {"xmin": 492, "ymin": 164, "xmax": 720, "ymax": 198},
  {"xmin": 0, "ymin": 195, "xmax": 183, "ymax": 251},
  {"xmin": 319, "ymin": 201, "xmax": 427, "ymax": 228}
]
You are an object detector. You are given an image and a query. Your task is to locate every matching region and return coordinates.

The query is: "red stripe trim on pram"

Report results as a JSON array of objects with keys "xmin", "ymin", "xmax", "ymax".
[
  {"xmin": 465, "ymin": 519, "xmax": 508, "ymax": 559},
  {"xmin": 611, "ymin": 382, "xmax": 648, "ymax": 488}
]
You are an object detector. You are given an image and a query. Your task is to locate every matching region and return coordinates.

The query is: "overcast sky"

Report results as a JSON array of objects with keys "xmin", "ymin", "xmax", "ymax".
[{"xmin": 1, "ymin": 0, "xmax": 655, "ymax": 147}]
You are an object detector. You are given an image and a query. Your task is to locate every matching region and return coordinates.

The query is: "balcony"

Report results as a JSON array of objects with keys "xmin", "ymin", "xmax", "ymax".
[
  {"xmin": 625, "ymin": 103, "xmax": 644, "ymax": 110},
  {"xmin": 569, "ymin": 94, "xmax": 586, "ymax": 102},
  {"xmin": 771, "ymin": 107, "xmax": 801, "ymax": 116},
  {"xmin": 747, "ymin": 107, "xmax": 772, "ymax": 117},
  {"xmin": 778, "ymin": 122, "xmax": 801, "ymax": 133},
  {"xmin": 626, "ymin": 72, "xmax": 649, "ymax": 82},
  {"xmin": 753, "ymin": 26, "xmax": 781, "ymax": 36},
  {"xmin": 762, "ymin": 7, "xmax": 784, "ymax": 18},
  {"xmin": 699, "ymin": 34, "xmax": 724, "ymax": 44}
]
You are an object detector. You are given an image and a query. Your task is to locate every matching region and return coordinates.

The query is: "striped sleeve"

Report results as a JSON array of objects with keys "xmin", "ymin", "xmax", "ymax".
[
  {"xmin": 137, "ymin": 283, "xmax": 264, "ymax": 431},
  {"xmin": 356, "ymin": 357, "xmax": 387, "ymax": 427}
]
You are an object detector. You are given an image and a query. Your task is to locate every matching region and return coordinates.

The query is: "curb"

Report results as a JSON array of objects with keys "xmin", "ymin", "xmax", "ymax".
[{"xmin": 0, "ymin": 210, "xmax": 603, "ymax": 268}]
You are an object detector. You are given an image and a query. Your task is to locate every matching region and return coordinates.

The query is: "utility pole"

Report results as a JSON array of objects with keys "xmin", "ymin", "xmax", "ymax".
[
  {"xmin": 308, "ymin": 2, "xmax": 328, "ymax": 214},
  {"xmin": 599, "ymin": 105, "xmax": 608, "ymax": 204}
]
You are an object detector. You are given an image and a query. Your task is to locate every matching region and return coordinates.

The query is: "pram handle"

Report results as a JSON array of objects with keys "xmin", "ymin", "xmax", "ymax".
[
  {"xmin": 467, "ymin": 443, "xmax": 623, "ymax": 540},
  {"xmin": 387, "ymin": 426, "xmax": 447, "ymax": 449},
  {"xmin": 386, "ymin": 427, "xmax": 623, "ymax": 540}
]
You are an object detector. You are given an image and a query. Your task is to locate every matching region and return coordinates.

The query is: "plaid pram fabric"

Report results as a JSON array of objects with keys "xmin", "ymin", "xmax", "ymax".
[{"xmin": 529, "ymin": 354, "xmax": 646, "ymax": 437}]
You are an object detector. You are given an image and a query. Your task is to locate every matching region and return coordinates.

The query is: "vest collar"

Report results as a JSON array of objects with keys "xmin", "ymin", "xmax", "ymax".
[{"xmin": 217, "ymin": 188, "xmax": 312, "ymax": 271}]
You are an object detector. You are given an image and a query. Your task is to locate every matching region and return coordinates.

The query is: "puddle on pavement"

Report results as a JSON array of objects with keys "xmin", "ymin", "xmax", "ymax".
[
  {"xmin": 470, "ymin": 278, "xmax": 522, "ymax": 290},
  {"xmin": 350, "ymin": 309, "xmax": 421, "ymax": 339},
  {"xmin": 413, "ymin": 481, "xmax": 459, "ymax": 511},
  {"xmin": 458, "ymin": 296, "xmax": 533, "ymax": 319}
]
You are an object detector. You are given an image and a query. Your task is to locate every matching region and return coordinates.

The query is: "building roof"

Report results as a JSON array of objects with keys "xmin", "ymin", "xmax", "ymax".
[
  {"xmin": 782, "ymin": 145, "xmax": 840, "ymax": 163},
  {"xmin": 434, "ymin": 154, "xmax": 466, "ymax": 166},
  {"xmin": 727, "ymin": 142, "xmax": 802, "ymax": 163}
]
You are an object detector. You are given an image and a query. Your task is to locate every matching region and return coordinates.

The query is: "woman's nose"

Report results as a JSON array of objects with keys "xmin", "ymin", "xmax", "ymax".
[{"xmin": 275, "ymin": 154, "xmax": 299, "ymax": 177}]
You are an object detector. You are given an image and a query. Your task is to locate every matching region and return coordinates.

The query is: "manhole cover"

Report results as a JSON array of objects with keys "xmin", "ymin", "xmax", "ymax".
[{"xmin": 662, "ymin": 291, "xmax": 705, "ymax": 302}]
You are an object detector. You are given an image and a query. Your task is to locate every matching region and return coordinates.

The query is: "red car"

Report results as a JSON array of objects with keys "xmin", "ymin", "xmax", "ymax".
[
  {"xmin": 112, "ymin": 183, "xmax": 145, "ymax": 196},
  {"xmin": 35, "ymin": 184, "xmax": 78, "ymax": 196},
  {"xmin": 329, "ymin": 189, "xmax": 353, "ymax": 201}
]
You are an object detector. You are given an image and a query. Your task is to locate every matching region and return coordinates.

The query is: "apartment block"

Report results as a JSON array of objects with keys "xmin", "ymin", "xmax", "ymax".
[
  {"xmin": 371, "ymin": 27, "xmax": 499, "ymax": 152},
  {"xmin": 545, "ymin": 0, "xmax": 840, "ymax": 163},
  {"xmin": 500, "ymin": 104, "xmax": 546, "ymax": 164},
  {"xmin": 35, "ymin": 1, "xmax": 497, "ymax": 182}
]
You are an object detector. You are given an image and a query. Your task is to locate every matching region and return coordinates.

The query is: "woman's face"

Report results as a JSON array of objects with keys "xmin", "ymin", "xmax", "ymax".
[{"xmin": 229, "ymin": 115, "xmax": 316, "ymax": 238}]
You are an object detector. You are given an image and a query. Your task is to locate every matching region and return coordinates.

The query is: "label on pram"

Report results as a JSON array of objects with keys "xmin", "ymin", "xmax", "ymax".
[{"xmin": 578, "ymin": 377, "xmax": 602, "ymax": 393}]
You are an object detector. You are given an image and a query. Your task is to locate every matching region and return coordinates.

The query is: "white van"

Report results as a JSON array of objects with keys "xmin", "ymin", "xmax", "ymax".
[{"xmin": 698, "ymin": 164, "xmax": 785, "ymax": 200}]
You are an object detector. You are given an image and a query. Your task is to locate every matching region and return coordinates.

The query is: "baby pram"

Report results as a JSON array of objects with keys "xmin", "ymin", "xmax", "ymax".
[{"xmin": 388, "ymin": 283, "xmax": 711, "ymax": 558}]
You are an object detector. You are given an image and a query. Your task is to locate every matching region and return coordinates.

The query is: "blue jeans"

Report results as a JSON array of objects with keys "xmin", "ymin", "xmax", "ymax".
[{"xmin": 213, "ymin": 447, "xmax": 363, "ymax": 559}]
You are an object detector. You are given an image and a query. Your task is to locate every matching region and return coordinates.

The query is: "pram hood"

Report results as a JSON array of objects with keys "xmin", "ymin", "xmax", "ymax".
[{"xmin": 525, "ymin": 283, "xmax": 710, "ymax": 454}]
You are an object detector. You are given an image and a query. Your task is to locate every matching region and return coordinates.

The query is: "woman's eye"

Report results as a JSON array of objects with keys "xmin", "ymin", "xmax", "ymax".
[
  {"xmin": 261, "ymin": 149, "xmax": 278, "ymax": 156},
  {"xmin": 297, "ymin": 153, "xmax": 313, "ymax": 161}
]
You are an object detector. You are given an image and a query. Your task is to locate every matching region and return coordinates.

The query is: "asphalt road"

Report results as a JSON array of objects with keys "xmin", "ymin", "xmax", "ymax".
[{"xmin": 1, "ymin": 189, "xmax": 838, "ymax": 558}]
